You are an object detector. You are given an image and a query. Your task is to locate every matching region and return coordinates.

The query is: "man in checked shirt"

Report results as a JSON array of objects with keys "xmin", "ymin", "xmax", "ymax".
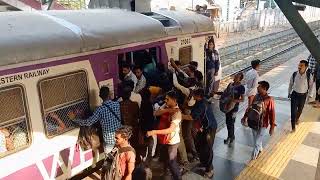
[{"xmin": 73, "ymin": 86, "xmax": 122, "ymax": 154}]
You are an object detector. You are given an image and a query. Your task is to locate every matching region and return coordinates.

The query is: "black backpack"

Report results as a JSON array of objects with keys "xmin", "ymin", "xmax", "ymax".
[
  {"xmin": 247, "ymin": 95, "xmax": 266, "ymax": 130},
  {"xmin": 219, "ymin": 83, "xmax": 236, "ymax": 113}
]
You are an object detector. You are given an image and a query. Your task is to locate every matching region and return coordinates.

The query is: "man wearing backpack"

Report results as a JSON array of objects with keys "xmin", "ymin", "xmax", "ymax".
[
  {"xmin": 102, "ymin": 126, "xmax": 136, "ymax": 180},
  {"xmin": 242, "ymin": 81, "xmax": 276, "ymax": 160},
  {"xmin": 288, "ymin": 60, "xmax": 314, "ymax": 132}
]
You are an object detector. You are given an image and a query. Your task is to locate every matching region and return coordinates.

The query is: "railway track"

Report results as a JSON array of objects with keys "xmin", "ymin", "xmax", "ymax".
[{"xmin": 219, "ymin": 29, "xmax": 320, "ymax": 89}]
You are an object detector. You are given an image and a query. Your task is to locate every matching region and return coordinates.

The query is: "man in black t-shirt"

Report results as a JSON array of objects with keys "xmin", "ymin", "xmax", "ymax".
[{"xmin": 223, "ymin": 73, "xmax": 245, "ymax": 146}]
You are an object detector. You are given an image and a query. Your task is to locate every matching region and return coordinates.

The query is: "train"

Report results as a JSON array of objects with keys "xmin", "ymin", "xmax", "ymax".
[{"xmin": 0, "ymin": 9, "xmax": 214, "ymax": 179}]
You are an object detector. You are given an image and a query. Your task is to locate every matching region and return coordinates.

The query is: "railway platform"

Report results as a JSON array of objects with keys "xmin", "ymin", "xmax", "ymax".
[
  {"xmin": 213, "ymin": 50, "xmax": 320, "ymax": 180},
  {"xmin": 83, "ymin": 49, "xmax": 320, "ymax": 180}
]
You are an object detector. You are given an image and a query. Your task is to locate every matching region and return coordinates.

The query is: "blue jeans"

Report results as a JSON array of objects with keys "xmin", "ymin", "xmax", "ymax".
[{"xmin": 251, "ymin": 128, "xmax": 267, "ymax": 159}]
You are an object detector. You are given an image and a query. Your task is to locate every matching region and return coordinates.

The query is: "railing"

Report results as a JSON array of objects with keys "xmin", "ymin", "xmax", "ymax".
[{"xmin": 56, "ymin": 0, "xmax": 86, "ymax": 9}]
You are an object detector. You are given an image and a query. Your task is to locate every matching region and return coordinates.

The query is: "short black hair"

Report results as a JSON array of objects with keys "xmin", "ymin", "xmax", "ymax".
[
  {"xmin": 122, "ymin": 80, "xmax": 135, "ymax": 91},
  {"xmin": 187, "ymin": 77, "xmax": 197, "ymax": 88},
  {"xmin": 258, "ymin": 81, "xmax": 270, "ymax": 91},
  {"xmin": 236, "ymin": 72, "xmax": 244, "ymax": 81},
  {"xmin": 300, "ymin": 60, "xmax": 309, "ymax": 67},
  {"xmin": 174, "ymin": 61, "xmax": 181, "ymax": 66},
  {"xmin": 188, "ymin": 65, "xmax": 196, "ymax": 73},
  {"xmin": 115, "ymin": 126, "xmax": 133, "ymax": 140},
  {"xmin": 122, "ymin": 86, "xmax": 132, "ymax": 100},
  {"xmin": 133, "ymin": 65, "xmax": 143, "ymax": 71},
  {"xmin": 190, "ymin": 61, "xmax": 198, "ymax": 68},
  {"xmin": 194, "ymin": 70, "xmax": 203, "ymax": 82},
  {"xmin": 251, "ymin": 59, "xmax": 261, "ymax": 69},
  {"xmin": 122, "ymin": 63, "xmax": 131, "ymax": 69},
  {"xmin": 193, "ymin": 88, "xmax": 205, "ymax": 98},
  {"xmin": 208, "ymin": 39, "xmax": 215, "ymax": 46},
  {"xmin": 166, "ymin": 90, "xmax": 178, "ymax": 100},
  {"xmin": 99, "ymin": 86, "xmax": 110, "ymax": 99}
]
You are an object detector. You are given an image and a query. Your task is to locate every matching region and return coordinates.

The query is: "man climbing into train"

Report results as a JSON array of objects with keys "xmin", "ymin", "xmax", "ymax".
[{"xmin": 71, "ymin": 86, "xmax": 122, "ymax": 154}]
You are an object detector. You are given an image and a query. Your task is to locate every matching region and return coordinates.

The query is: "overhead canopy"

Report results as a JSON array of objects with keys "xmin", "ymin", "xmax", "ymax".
[{"xmin": 0, "ymin": 9, "xmax": 214, "ymax": 67}]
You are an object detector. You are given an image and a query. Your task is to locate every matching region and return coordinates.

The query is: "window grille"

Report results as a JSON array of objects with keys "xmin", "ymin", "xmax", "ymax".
[{"xmin": 39, "ymin": 71, "xmax": 90, "ymax": 138}]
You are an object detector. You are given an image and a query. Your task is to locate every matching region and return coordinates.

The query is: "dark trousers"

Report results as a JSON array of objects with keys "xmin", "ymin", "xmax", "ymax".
[
  {"xmin": 142, "ymin": 136, "xmax": 154, "ymax": 161},
  {"xmin": 182, "ymin": 121, "xmax": 197, "ymax": 157},
  {"xmin": 290, "ymin": 91, "xmax": 307, "ymax": 130},
  {"xmin": 195, "ymin": 128, "xmax": 216, "ymax": 172},
  {"xmin": 160, "ymin": 143, "xmax": 181, "ymax": 180},
  {"xmin": 316, "ymin": 79, "xmax": 320, "ymax": 101},
  {"xmin": 225, "ymin": 109, "xmax": 237, "ymax": 139}
]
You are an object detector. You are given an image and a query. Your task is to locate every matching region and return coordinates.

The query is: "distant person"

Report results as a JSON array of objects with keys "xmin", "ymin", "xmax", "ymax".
[
  {"xmin": 133, "ymin": 66, "xmax": 146, "ymax": 93},
  {"xmin": 220, "ymin": 72, "xmax": 245, "ymax": 146},
  {"xmin": 243, "ymin": 59, "xmax": 261, "ymax": 106},
  {"xmin": 0, "ymin": 128, "xmax": 14, "ymax": 154},
  {"xmin": 242, "ymin": 81, "xmax": 275, "ymax": 160},
  {"xmin": 288, "ymin": 60, "xmax": 313, "ymax": 132},
  {"xmin": 123, "ymin": 63, "xmax": 138, "ymax": 90},
  {"xmin": 205, "ymin": 39, "xmax": 221, "ymax": 98},
  {"xmin": 71, "ymin": 86, "xmax": 122, "ymax": 153},
  {"xmin": 307, "ymin": 55, "xmax": 320, "ymax": 107}
]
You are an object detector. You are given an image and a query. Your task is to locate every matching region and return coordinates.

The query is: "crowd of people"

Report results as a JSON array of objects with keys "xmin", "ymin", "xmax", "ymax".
[
  {"xmin": 0, "ymin": 31, "xmax": 318, "ymax": 180},
  {"xmin": 47, "ymin": 38, "xmax": 318, "ymax": 180}
]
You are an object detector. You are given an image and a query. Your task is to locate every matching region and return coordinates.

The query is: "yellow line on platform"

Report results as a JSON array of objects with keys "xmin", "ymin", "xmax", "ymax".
[{"xmin": 236, "ymin": 106, "xmax": 317, "ymax": 180}]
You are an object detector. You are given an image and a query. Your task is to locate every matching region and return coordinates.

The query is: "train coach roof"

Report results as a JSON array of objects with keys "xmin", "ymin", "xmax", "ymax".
[
  {"xmin": 0, "ymin": 9, "xmax": 213, "ymax": 67},
  {"xmin": 155, "ymin": 10, "xmax": 214, "ymax": 34}
]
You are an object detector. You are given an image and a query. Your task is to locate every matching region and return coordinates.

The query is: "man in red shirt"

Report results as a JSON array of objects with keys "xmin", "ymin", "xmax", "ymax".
[{"xmin": 242, "ymin": 81, "xmax": 276, "ymax": 160}]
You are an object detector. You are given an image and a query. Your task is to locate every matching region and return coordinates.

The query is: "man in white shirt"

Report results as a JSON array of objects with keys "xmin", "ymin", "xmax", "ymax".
[
  {"xmin": 133, "ymin": 66, "xmax": 146, "ymax": 93},
  {"xmin": 147, "ymin": 91, "xmax": 182, "ymax": 180},
  {"xmin": 122, "ymin": 64, "xmax": 138, "ymax": 90},
  {"xmin": 243, "ymin": 60, "xmax": 261, "ymax": 106},
  {"xmin": 288, "ymin": 60, "xmax": 313, "ymax": 132}
]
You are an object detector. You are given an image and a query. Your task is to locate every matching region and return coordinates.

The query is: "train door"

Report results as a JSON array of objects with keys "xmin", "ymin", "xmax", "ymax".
[
  {"xmin": 117, "ymin": 46, "xmax": 162, "ymax": 89},
  {"xmin": 89, "ymin": 53, "xmax": 118, "ymax": 99}
]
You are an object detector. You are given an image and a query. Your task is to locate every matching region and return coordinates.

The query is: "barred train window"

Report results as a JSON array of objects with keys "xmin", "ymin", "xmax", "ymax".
[
  {"xmin": 179, "ymin": 46, "xmax": 192, "ymax": 66},
  {"xmin": 39, "ymin": 71, "xmax": 90, "ymax": 138},
  {"xmin": 0, "ymin": 86, "xmax": 31, "ymax": 158}
]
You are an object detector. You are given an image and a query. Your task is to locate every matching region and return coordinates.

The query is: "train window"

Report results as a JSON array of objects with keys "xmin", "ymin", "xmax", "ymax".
[
  {"xmin": 0, "ymin": 86, "xmax": 31, "ymax": 158},
  {"xmin": 179, "ymin": 46, "xmax": 192, "ymax": 66},
  {"xmin": 38, "ymin": 71, "xmax": 90, "ymax": 138}
]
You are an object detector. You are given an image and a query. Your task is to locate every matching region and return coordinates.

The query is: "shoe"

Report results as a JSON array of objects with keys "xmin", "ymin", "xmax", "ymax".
[
  {"xmin": 291, "ymin": 129, "xmax": 296, "ymax": 133},
  {"xmin": 296, "ymin": 120, "xmax": 300, "ymax": 125},
  {"xmin": 224, "ymin": 138, "xmax": 230, "ymax": 144},
  {"xmin": 228, "ymin": 138, "xmax": 235, "ymax": 147},
  {"xmin": 203, "ymin": 170, "xmax": 214, "ymax": 178}
]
